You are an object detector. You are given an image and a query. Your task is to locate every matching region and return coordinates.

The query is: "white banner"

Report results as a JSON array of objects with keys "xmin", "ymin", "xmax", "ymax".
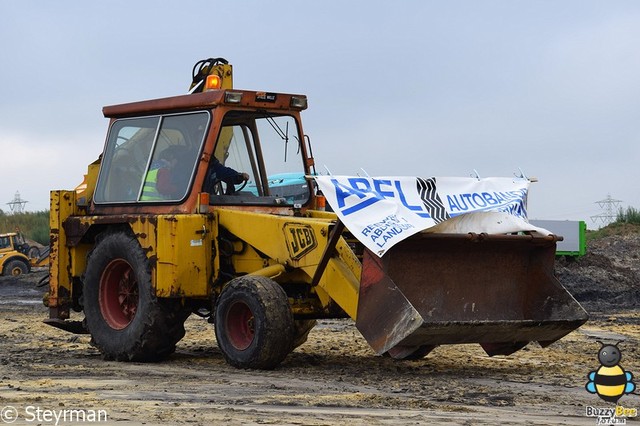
[{"xmin": 314, "ymin": 176, "xmax": 548, "ymax": 257}]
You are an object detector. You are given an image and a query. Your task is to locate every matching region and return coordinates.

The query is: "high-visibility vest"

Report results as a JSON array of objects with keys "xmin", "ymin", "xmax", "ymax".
[{"xmin": 140, "ymin": 169, "xmax": 164, "ymax": 201}]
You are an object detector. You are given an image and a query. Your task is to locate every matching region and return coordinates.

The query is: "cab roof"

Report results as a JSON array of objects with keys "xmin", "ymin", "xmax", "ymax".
[{"xmin": 103, "ymin": 89, "xmax": 307, "ymax": 119}]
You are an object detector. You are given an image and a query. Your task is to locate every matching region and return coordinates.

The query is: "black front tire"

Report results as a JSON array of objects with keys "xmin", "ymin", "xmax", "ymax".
[
  {"xmin": 83, "ymin": 232, "xmax": 188, "ymax": 361},
  {"xmin": 3, "ymin": 259, "xmax": 29, "ymax": 276},
  {"xmin": 214, "ymin": 275, "xmax": 295, "ymax": 369}
]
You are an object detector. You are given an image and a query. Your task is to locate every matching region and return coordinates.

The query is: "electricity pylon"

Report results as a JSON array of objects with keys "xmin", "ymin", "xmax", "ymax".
[
  {"xmin": 6, "ymin": 191, "xmax": 28, "ymax": 214},
  {"xmin": 590, "ymin": 194, "xmax": 622, "ymax": 225}
]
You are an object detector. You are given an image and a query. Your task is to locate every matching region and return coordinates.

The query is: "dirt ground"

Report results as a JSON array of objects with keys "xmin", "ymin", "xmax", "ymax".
[{"xmin": 1, "ymin": 230, "xmax": 639, "ymax": 426}]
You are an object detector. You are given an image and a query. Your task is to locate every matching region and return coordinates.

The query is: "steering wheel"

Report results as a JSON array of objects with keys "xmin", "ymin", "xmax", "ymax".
[
  {"xmin": 210, "ymin": 173, "xmax": 248, "ymax": 195},
  {"xmin": 233, "ymin": 178, "xmax": 248, "ymax": 193}
]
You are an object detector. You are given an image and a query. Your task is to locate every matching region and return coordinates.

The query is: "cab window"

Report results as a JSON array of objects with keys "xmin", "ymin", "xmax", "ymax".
[
  {"xmin": 0, "ymin": 236, "xmax": 10, "ymax": 250},
  {"xmin": 94, "ymin": 112, "xmax": 209, "ymax": 203},
  {"xmin": 203, "ymin": 112, "xmax": 309, "ymax": 206}
]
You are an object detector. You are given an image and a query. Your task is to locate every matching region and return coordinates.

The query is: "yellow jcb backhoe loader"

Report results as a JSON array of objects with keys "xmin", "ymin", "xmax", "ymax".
[{"xmin": 43, "ymin": 57, "xmax": 587, "ymax": 369}]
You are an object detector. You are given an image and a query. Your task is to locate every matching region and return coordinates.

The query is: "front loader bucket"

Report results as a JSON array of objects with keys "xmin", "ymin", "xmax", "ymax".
[{"xmin": 355, "ymin": 232, "xmax": 588, "ymax": 358}]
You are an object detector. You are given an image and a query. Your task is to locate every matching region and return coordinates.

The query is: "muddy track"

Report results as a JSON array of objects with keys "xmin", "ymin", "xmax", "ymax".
[{"xmin": 0, "ymin": 271, "xmax": 638, "ymax": 425}]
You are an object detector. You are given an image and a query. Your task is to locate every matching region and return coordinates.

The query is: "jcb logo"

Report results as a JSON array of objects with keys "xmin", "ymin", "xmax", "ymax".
[{"xmin": 284, "ymin": 224, "xmax": 317, "ymax": 259}]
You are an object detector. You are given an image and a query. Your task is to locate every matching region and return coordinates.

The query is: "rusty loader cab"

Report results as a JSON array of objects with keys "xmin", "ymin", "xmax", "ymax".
[{"xmin": 45, "ymin": 58, "xmax": 587, "ymax": 369}]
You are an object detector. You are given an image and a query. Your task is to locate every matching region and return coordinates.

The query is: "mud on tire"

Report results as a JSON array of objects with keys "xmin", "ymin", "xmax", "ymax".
[
  {"xmin": 3, "ymin": 259, "xmax": 29, "ymax": 276},
  {"xmin": 214, "ymin": 275, "xmax": 295, "ymax": 370},
  {"xmin": 83, "ymin": 232, "xmax": 189, "ymax": 362}
]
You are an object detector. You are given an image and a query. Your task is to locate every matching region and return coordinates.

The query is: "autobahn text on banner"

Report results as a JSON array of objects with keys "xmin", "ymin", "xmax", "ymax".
[{"xmin": 314, "ymin": 175, "xmax": 544, "ymax": 257}]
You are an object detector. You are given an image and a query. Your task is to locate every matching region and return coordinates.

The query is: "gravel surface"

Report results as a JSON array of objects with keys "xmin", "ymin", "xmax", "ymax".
[{"xmin": 0, "ymin": 229, "xmax": 638, "ymax": 425}]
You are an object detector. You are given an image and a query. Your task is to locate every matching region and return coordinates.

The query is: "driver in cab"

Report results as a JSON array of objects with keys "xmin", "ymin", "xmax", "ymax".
[{"xmin": 206, "ymin": 157, "xmax": 250, "ymax": 194}]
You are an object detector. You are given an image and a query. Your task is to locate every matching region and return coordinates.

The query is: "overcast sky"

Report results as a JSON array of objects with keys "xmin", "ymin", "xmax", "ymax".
[{"xmin": 1, "ymin": 1, "xmax": 639, "ymax": 228}]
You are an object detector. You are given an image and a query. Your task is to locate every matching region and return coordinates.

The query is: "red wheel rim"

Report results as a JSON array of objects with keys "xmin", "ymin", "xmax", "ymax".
[
  {"xmin": 225, "ymin": 301, "xmax": 255, "ymax": 350},
  {"xmin": 99, "ymin": 259, "xmax": 139, "ymax": 330}
]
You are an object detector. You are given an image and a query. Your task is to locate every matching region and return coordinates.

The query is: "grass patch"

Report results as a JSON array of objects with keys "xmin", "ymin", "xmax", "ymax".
[
  {"xmin": 587, "ymin": 221, "xmax": 640, "ymax": 241},
  {"xmin": 0, "ymin": 210, "xmax": 50, "ymax": 245}
]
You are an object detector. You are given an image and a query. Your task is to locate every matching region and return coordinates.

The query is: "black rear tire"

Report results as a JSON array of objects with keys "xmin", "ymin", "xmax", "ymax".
[
  {"xmin": 83, "ymin": 232, "xmax": 188, "ymax": 361},
  {"xmin": 3, "ymin": 259, "xmax": 29, "ymax": 276},
  {"xmin": 214, "ymin": 275, "xmax": 295, "ymax": 369}
]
